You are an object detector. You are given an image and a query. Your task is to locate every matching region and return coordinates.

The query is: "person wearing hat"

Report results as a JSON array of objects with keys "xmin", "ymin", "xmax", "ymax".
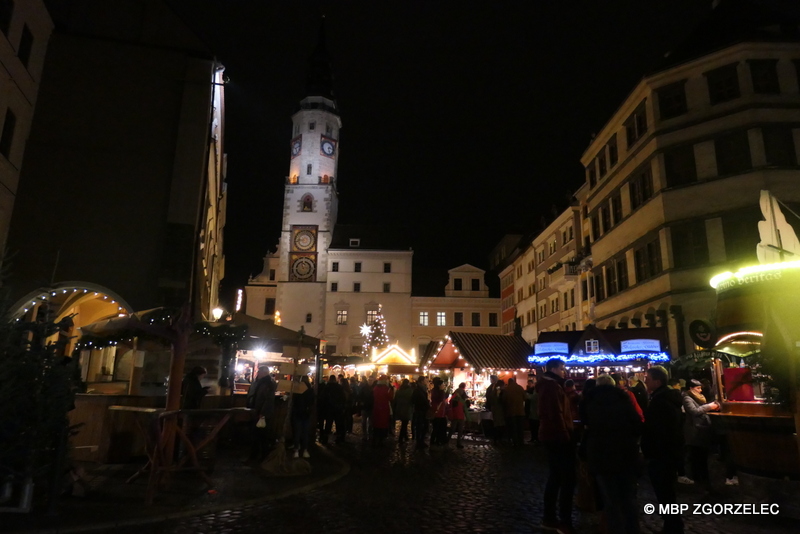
[{"xmin": 682, "ymin": 378, "xmax": 719, "ymax": 490}]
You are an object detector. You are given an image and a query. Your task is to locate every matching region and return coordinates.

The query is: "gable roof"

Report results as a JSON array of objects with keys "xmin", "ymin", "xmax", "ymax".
[{"xmin": 427, "ymin": 332, "xmax": 532, "ymax": 371}]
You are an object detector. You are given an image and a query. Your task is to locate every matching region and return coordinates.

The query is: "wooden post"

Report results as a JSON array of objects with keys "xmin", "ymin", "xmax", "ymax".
[{"xmin": 160, "ymin": 305, "xmax": 193, "ymax": 469}]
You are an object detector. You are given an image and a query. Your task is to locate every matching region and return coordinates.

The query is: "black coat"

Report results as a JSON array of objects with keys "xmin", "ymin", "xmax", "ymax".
[
  {"xmin": 292, "ymin": 387, "xmax": 316, "ymax": 419},
  {"xmin": 321, "ymin": 381, "xmax": 346, "ymax": 416},
  {"xmin": 641, "ymin": 385, "xmax": 683, "ymax": 466},
  {"xmin": 181, "ymin": 375, "xmax": 206, "ymax": 409},
  {"xmin": 581, "ymin": 385, "xmax": 642, "ymax": 475}
]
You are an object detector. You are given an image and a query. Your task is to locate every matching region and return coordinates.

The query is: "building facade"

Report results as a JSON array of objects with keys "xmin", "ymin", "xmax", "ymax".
[
  {"xmin": 575, "ymin": 2, "xmax": 800, "ymax": 357},
  {"xmin": 0, "ymin": 0, "xmax": 52, "ymax": 252}
]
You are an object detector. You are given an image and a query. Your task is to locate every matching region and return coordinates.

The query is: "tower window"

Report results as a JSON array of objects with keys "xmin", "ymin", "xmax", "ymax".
[
  {"xmin": 309, "ymin": 121, "xmax": 316, "ymax": 131},
  {"xmin": 269, "ymin": 269, "xmax": 276, "ymax": 280},
  {"xmin": 307, "ymin": 164, "xmax": 312, "ymax": 175},
  {"xmin": 326, "ymin": 123, "xmax": 332, "ymax": 135},
  {"xmin": 264, "ymin": 298, "xmax": 276, "ymax": 316},
  {"xmin": 301, "ymin": 194, "xmax": 313, "ymax": 212}
]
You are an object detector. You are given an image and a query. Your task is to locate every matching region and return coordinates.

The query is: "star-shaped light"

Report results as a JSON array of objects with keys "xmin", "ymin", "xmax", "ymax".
[{"xmin": 360, "ymin": 323, "xmax": 372, "ymax": 337}]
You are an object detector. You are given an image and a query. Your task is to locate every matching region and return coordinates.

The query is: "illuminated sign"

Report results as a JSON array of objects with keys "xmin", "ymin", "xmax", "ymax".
[
  {"xmin": 527, "ymin": 352, "xmax": 670, "ymax": 365},
  {"xmin": 620, "ymin": 339, "xmax": 661, "ymax": 353},
  {"xmin": 534, "ymin": 342, "xmax": 569, "ymax": 355},
  {"xmin": 710, "ymin": 260, "xmax": 800, "ymax": 291}
]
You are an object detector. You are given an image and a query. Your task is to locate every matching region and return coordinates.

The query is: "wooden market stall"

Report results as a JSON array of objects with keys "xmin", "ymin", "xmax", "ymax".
[
  {"xmin": 424, "ymin": 332, "xmax": 533, "ymax": 409},
  {"xmin": 531, "ymin": 325, "xmax": 670, "ymax": 388}
]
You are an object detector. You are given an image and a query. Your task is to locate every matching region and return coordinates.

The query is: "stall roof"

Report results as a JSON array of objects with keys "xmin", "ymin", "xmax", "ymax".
[
  {"xmin": 427, "ymin": 332, "xmax": 532, "ymax": 371},
  {"xmin": 532, "ymin": 325, "xmax": 670, "ymax": 365}
]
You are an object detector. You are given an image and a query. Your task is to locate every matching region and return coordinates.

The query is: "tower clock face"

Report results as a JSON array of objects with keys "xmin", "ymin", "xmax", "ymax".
[
  {"xmin": 291, "ymin": 257, "xmax": 316, "ymax": 280},
  {"xmin": 293, "ymin": 229, "xmax": 316, "ymax": 251},
  {"xmin": 320, "ymin": 137, "xmax": 336, "ymax": 158},
  {"xmin": 291, "ymin": 136, "xmax": 302, "ymax": 158}
]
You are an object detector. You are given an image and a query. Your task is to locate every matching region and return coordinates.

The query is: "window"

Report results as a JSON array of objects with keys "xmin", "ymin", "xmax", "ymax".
[
  {"xmin": 664, "ymin": 144, "xmax": 697, "ymax": 187},
  {"xmin": 593, "ymin": 268, "xmax": 606, "ymax": 301},
  {"xmin": 264, "ymin": 298, "xmax": 276, "ymax": 315},
  {"xmin": 17, "ymin": 24, "xmax": 32, "ymax": 68},
  {"xmin": 269, "ymin": 269, "xmax": 276, "ymax": 280},
  {"xmin": 0, "ymin": 108, "xmax": 15, "ymax": 159},
  {"xmin": 454, "ymin": 278, "xmax": 462, "ymax": 290},
  {"xmin": 563, "ymin": 293, "xmax": 569, "ymax": 310},
  {"xmin": 600, "ymin": 205, "xmax": 611, "ymax": 234},
  {"xmin": 607, "ymin": 135, "xmax": 618, "ymax": 167},
  {"xmin": 325, "ymin": 123, "xmax": 332, "ymax": 135},
  {"xmin": 706, "ymin": 63, "xmax": 740, "ymax": 105},
  {"xmin": 517, "ymin": 288, "xmax": 524, "ymax": 303},
  {"xmin": 489, "ymin": 313, "xmax": 497, "ymax": 327},
  {"xmin": 625, "ymin": 101, "xmax": 648, "ymax": 147},
  {"xmin": 326, "ymin": 345, "xmax": 337, "ymax": 355},
  {"xmin": 354, "ymin": 262, "xmax": 362, "ymax": 273},
  {"xmin": 419, "ymin": 312, "xmax": 429, "ymax": 326},
  {"xmin": 749, "ymin": 59, "xmax": 780, "ymax": 94},
  {"xmin": 332, "ymin": 262, "xmax": 339, "ymax": 272},
  {"xmin": 630, "ymin": 168, "xmax": 654, "ymax": 209},
  {"xmin": 586, "ymin": 340, "xmax": 600, "ymax": 353},
  {"xmin": 471, "ymin": 312, "xmax": 481, "ymax": 327},
  {"xmin": 611, "ymin": 194, "xmax": 622, "ymax": 225},
  {"xmin": 331, "ymin": 282, "xmax": 338, "ymax": 292},
  {"xmin": 367, "ymin": 309, "xmax": 379, "ymax": 323},
  {"xmin": 0, "ymin": 1, "xmax": 12, "ymax": 35},
  {"xmin": 551, "ymin": 298, "xmax": 559, "ymax": 314},
  {"xmin": 715, "ymin": 131, "xmax": 751, "ymax": 175},
  {"xmin": 606, "ymin": 257, "xmax": 629, "ymax": 297},
  {"xmin": 454, "ymin": 312, "xmax": 464, "ymax": 327},
  {"xmin": 634, "ymin": 238, "xmax": 662, "ymax": 282},
  {"xmin": 671, "ymin": 220, "xmax": 709, "ymax": 268},
  {"xmin": 581, "ymin": 280, "xmax": 588, "ymax": 301},
  {"xmin": 349, "ymin": 238, "xmax": 360, "ymax": 247},
  {"xmin": 549, "ymin": 238, "xmax": 557, "ymax": 255},
  {"xmin": 383, "ymin": 282, "xmax": 391, "ymax": 293},
  {"xmin": 353, "ymin": 282, "xmax": 361, "ymax": 293},
  {"xmin": 471, "ymin": 278, "xmax": 480, "ymax": 291},
  {"xmin": 598, "ymin": 152, "xmax": 607, "ymax": 177},
  {"xmin": 763, "ymin": 127, "xmax": 796, "ymax": 166},
  {"xmin": 657, "ymin": 81, "xmax": 688, "ymax": 119},
  {"xmin": 301, "ymin": 194, "xmax": 313, "ymax": 211},
  {"xmin": 309, "ymin": 121, "xmax": 316, "ymax": 131},
  {"xmin": 436, "ymin": 312, "xmax": 446, "ymax": 326},
  {"xmin": 336, "ymin": 310, "xmax": 348, "ymax": 325},
  {"xmin": 722, "ymin": 208, "xmax": 761, "ymax": 263},
  {"xmin": 588, "ymin": 167, "xmax": 597, "ymax": 188},
  {"xmin": 568, "ymin": 226, "xmax": 574, "ymax": 241},
  {"xmin": 591, "ymin": 214, "xmax": 600, "ymax": 241},
  {"xmin": 306, "ymin": 313, "xmax": 312, "ymax": 323},
  {"xmin": 306, "ymin": 164, "xmax": 312, "ymax": 175},
  {"xmin": 570, "ymin": 288, "xmax": 575, "ymax": 308},
  {"xmin": 383, "ymin": 262, "xmax": 391, "ymax": 273}
]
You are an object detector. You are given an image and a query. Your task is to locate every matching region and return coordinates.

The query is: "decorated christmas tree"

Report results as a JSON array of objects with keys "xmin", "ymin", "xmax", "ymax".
[{"xmin": 361, "ymin": 305, "xmax": 388, "ymax": 354}]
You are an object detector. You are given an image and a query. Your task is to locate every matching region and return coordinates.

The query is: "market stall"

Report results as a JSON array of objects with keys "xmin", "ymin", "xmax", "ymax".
[{"xmin": 531, "ymin": 325, "xmax": 670, "ymax": 388}]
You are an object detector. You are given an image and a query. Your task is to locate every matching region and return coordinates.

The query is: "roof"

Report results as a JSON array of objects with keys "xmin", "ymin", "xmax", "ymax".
[
  {"xmin": 427, "ymin": 332, "xmax": 532, "ymax": 371},
  {"xmin": 533, "ymin": 325, "xmax": 670, "ymax": 365},
  {"xmin": 653, "ymin": 0, "xmax": 800, "ymax": 73},
  {"xmin": 330, "ymin": 224, "xmax": 412, "ymax": 251}
]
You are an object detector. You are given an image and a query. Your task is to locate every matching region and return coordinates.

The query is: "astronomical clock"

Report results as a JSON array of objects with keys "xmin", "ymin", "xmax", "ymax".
[{"xmin": 289, "ymin": 225, "xmax": 318, "ymax": 282}]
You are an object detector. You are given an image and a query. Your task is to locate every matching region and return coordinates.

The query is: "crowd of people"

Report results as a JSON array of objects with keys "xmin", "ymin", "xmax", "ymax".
[{"xmin": 204, "ymin": 360, "xmax": 732, "ymax": 534}]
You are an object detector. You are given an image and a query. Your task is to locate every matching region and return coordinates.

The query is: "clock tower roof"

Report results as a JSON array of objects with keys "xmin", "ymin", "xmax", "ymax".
[{"xmin": 303, "ymin": 17, "xmax": 336, "ymax": 107}]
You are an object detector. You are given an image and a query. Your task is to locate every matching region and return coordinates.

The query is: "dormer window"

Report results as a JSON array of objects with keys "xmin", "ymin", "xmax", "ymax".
[
  {"xmin": 349, "ymin": 238, "xmax": 360, "ymax": 247},
  {"xmin": 454, "ymin": 278, "xmax": 463, "ymax": 291}
]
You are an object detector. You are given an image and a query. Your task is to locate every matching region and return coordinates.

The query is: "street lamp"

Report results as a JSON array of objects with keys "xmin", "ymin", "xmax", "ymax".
[{"xmin": 212, "ymin": 307, "xmax": 224, "ymax": 321}]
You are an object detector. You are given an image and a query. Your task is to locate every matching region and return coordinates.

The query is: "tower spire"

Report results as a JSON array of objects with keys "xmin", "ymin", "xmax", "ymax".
[{"xmin": 305, "ymin": 16, "xmax": 335, "ymax": 103}]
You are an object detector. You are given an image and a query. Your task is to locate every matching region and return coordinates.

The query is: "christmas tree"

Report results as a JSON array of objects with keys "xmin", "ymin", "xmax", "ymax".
[{"xmin": 362, "ymin": 305, "xmax": 388, "ymax": 354}]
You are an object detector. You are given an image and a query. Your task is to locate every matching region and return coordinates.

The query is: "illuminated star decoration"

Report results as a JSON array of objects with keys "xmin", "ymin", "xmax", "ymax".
[{"xmin": 360, "ymin": 323, "xmax": 373, "ymax": 337}]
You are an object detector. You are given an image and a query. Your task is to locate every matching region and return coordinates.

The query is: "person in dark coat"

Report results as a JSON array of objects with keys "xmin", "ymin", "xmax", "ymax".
[
  {"xmin": 249, "ymin": 367, "xmax": 277, "ymax": 462},
  {"xmin": 629, "ymin": 372, "xmax": 649, "ymax": 411},
  {"xmin": 682, "ymin": 379, "xmax": 719, "ymax": 489},
  {"xmin": 321, "ymin": 375, "xmax": 346, "ymax": 445},
  {"xmin": 393, "ymin": 379, "xmax": 414, "ymax": 443},
  {"xmin": 536, "ymin": 358, "xmax": 576, "ymax": 533},
  {"xmin": 292, "ymin": 375, "xmax": 316, "ymax": 458},
  {"xmin": 581, "ymin": 374, "xmax": 642, "ymax": 534},
  {"xmin": 642, "ymin": 365, "xmax": 684, "ymax": 534},
  {"xmin": 181, "ymin": 366, "xmax": 208, "ymax": 409},
  {"xmin": 411, "ymin": 376, "xmax": 430, "ymax": 450}
]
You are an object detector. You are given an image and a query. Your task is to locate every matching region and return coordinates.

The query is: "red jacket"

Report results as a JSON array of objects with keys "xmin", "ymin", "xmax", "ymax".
[{"xmin": 536, "ymin": 371, "xmax": 573, "ymax": 443}]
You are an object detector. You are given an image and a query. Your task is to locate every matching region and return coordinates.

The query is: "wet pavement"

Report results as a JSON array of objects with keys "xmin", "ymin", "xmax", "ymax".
[{"xmin": 97, "ymin": 425, "xmax": 798, "ymax": 534}]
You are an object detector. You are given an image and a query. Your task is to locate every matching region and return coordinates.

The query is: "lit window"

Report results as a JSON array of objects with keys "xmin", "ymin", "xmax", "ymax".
[
  {"xmin": 367, "ymin": 309, "xmax": 378, "ymax": 323},
  {"xmin": 419, "ymin": 312, "xmax": 429, "ymax": 326},
  {"xmin": 336, "ymin": 310, "xmax": 348, "ymax": 325},
  {"xmin": 436, "ymin": 312, "xmax": 446, "ymax": 326}
]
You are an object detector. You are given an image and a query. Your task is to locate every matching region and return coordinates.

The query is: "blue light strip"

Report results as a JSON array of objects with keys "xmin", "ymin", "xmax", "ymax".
[{"xmin": 527, "ymin": 352, "xmax": 670, "ymax": 365}]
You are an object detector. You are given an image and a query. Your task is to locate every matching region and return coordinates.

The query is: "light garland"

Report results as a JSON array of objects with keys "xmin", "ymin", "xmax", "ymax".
[
  {"xmin": 363, "ymin": 304, "xmax": 389, "ymax": 353},
  {"xmin": 527, "ymin": 351, "xmax": 670, "ymax": 365}
]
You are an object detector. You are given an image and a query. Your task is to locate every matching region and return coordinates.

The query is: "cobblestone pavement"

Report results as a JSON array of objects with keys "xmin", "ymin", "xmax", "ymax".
[{"xmin": 112, "ymin": 427, "xmax": 798, "ymax": 534}]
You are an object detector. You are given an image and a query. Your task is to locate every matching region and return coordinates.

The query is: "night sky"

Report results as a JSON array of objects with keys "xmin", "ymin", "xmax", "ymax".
[{"xmin": 166, "ymin": 0, "xmax": 717, "ymax": 305}]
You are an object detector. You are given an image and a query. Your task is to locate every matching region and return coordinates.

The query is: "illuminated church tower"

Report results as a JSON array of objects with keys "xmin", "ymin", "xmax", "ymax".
[{"xmin": 275, "ymin": 21, "xmax": 340, "ymax": 336}]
